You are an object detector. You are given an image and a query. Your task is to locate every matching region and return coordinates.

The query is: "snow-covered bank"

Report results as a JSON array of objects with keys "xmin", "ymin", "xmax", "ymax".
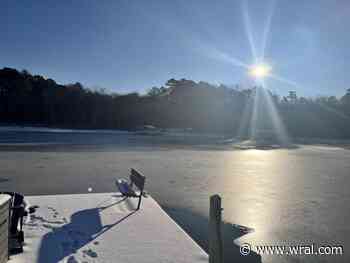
[{"xmin": 0, "ymin": 125, "xmax": 129, "ymax": 134}]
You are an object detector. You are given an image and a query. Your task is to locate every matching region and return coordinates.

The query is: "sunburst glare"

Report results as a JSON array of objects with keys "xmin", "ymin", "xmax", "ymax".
[
  {"xmin": 249, "ymin": 63, "xmax": 271, "ymax": 79},
  {"xmin": 240, "ymin": 0, "xmax": 293, "ymax": 147}
]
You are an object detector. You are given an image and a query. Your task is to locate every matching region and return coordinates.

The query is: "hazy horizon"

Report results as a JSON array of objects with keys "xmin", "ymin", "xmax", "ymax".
[{"xmin": 1, "ymin": 0, "xmax": 350, "ymax": 96}]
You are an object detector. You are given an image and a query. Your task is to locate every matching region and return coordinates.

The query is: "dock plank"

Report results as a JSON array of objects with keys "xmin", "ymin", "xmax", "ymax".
[{"xmin": 9, "ymin": 193, "xmax": 208, "ymax": 263}]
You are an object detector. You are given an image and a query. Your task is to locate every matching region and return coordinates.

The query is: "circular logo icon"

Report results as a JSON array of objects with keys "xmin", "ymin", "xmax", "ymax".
[{"xmin": 240, "ymin": 243, "xmax": 251, "ymax": 256}]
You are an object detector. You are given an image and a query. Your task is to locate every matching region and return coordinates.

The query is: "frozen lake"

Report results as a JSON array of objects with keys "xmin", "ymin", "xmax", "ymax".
[{"xmin": 0, "ymin": 127, "xmax": 349, "ymax": 262}]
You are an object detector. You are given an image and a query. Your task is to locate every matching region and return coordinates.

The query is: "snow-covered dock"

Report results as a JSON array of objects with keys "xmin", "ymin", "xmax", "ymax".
[{"xmin": 9, "ymin": 193, "xmax": 208, "ymax": 263}]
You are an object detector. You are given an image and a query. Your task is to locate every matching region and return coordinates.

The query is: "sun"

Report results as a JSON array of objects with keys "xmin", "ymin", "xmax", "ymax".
[{"xmin": 249, "ymin": 63, "xmax": 271, "ymax": 79}]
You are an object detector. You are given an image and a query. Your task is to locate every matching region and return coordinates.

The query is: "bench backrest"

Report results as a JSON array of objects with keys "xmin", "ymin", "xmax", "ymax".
[{"xmin": 130, "ymin": 168, "xmax": 146, "ymax": 192}]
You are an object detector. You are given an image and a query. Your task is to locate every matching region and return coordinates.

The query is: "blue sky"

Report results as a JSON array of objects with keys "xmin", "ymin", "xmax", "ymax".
[{"xmin": 1, "ymin": 0, "xmax": 350, "ymax": 96}]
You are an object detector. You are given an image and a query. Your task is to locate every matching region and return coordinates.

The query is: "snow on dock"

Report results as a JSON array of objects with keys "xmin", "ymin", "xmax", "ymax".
[{"xmin": 9, "ymin": 193, "xmax": 208, "ymax": 263}]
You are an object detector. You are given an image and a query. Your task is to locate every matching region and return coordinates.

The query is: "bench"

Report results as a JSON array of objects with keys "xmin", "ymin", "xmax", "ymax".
[{"xmin": 115, "ymin": 168, "xmax": 146, "ymax": 210}]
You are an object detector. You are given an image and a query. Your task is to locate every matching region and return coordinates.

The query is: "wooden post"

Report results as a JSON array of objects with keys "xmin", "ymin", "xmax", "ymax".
[
  {"xmin": 0, "ymin": 195, "xmax": 11, "ymax": 262},
  {"xmin": 209, "ymin": 194, "xmax": 223, "ymax": 263}
]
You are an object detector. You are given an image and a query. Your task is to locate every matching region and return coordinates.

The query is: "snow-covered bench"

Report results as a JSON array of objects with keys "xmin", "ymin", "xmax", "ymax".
[{"xmin": 115, "ymin": 168, "xmax": 146, "ymax": 210}]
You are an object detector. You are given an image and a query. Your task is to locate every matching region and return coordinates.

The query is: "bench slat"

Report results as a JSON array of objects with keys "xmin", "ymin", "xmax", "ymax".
[{"xmin": 130, "ymin": 168, "xmax": 146, "ymax": 191}]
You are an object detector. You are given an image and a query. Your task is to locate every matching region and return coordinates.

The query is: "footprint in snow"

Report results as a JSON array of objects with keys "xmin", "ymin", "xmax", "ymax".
[
  {"xmin": 83, "ymin": 248, "xmax": 98, "ymax": 258},
  {"xmin": 67, "ymin": 255, "xmax": 79, "ymax": 263}
]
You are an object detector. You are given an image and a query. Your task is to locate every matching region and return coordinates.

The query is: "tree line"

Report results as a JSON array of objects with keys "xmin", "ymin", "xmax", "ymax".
[{"xmin": 1, "ymin": 67, "xmax": 350, "ymax": 139}]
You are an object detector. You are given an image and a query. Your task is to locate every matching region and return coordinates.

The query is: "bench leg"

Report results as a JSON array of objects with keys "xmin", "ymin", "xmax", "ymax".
[{"xmin": 137, "ymin": 196, "xmax": 142, "ymax": 210}]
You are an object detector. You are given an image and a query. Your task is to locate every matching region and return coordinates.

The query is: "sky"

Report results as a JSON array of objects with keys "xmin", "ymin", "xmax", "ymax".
[{"xmin": 1, "ymin": 0, "xmax": 350, "ymax": 96}]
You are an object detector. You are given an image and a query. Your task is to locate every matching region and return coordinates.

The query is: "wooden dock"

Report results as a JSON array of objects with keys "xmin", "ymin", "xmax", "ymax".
[{"xmin": 9, "ymin": 193, "xmax": 208, "ymax": 263}]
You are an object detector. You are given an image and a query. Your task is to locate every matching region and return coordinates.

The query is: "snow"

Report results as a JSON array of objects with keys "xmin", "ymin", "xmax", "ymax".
[
  {"xmin": 0, "ymin": 126, "xmax": 129, "ymax": 134},
  {"xmin": 0, "ymin": 194, "xmax": 11, "ymax": 206},
  {"xmin": 9, "ymin": 193, "xmax": 208, "ymax": 263}
]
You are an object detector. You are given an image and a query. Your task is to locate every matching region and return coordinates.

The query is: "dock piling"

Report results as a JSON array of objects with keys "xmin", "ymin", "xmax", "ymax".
[{"xmin": 209, "ymin": 194, "xmax": 223, "ymax": 263}]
